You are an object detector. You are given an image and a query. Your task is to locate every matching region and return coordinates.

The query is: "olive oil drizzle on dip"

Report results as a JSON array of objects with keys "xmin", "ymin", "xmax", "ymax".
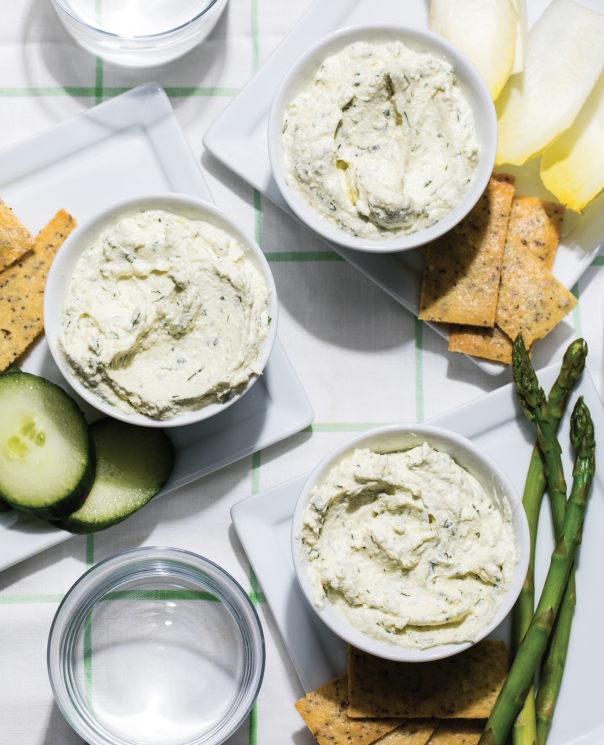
[
  {"xmin": 283, "ymin": 40, "xmax": 479, "ymax": 240},
  {"xmin": 60, "ymin": 210, "xmax": 270, "ymax": 420},
  {"xmin": 299, "ymin": 444, "xmax": 519, "ymax": 649}
]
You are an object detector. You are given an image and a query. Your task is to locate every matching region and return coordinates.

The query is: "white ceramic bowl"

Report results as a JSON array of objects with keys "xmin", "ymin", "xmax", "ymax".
[
  {"xmin": 44, "ymin": 193, "xmax": 278, "ymax": 429},
  {"xmin": 291, "ymin": 424, "xmax": 529, "ymax": 662},
  {"xmin": 268, "ymin": 23, "xmax": 498, "ymax": 253}
]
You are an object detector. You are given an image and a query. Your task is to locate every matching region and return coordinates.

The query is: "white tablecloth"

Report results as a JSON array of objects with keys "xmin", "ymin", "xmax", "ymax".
[{"xmin": 1, "ymin": 1, "xmax": 603, "ymax": 743}]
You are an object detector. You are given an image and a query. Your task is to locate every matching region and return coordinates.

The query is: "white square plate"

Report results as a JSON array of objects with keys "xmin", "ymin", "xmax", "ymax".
[
  {"xmin": 0, "ymin": 83, "xmax": 313, "ymax": 573},
  {"xmin": 232, "ymin": 363, "xmax": 604, "ymax": 745},
  {"xmin": 204, "ymin": 0, "xmax": 604, "ymax": 376}
]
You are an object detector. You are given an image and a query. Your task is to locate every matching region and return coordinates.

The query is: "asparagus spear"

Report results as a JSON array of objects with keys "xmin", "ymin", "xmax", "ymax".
[
  {"xmin": 535, "ymin": 396, "xmax": 595, "ymax": 745},
  {"xmin": 479, "ymin": 395, "xmax": 595, "ymax": 745},
  {"xmin": 511, "ymin": 339, "xmax": 587, "ymax": 745},
  {"xmin": 512, "ymin": 335, "xmax": 568, "ymax": 533}
]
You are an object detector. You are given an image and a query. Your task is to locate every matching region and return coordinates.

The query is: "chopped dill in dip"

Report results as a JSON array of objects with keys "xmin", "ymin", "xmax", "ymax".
[
  {"xmin": 282, "ymin": 40, "xmax": 479, "ymax": 240},
  {"xmin": 60, "ymin": 210, "xmax": 270, "ymax": 420},
  {"xmin": 299, "ymin": 444, "xmax": 518, "ymax": 649}
]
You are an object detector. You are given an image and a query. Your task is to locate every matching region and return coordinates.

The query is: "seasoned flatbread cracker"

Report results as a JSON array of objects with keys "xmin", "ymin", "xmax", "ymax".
[
  {"xmin": 295, "ymin": 674, "xmax": 404, "ymax": 745},
  {"xmin": 0, "ymin": 210, "xmax": 76, "ymax": 371},
  {"xmin": 492, "ymin": 172, "xmax": 516, "ymax": 186},
  {"xmin": 425, "ymin": 720, "xmax": 485, "ymax": 745},
  {"xmin": 496, "ymin": 234, "xmax": 576, "ymax": 348},
  {"xmin": 0, "ymin": 198, "xmax": 35, "ymax": 270},
  {"xmin": 347, "ymin": 641, "xmax": 508, "ymax": 720},
  {"xmin": 448, "ymin": 324, "xmax": 532, "ymax": 364},
  {"xmin": 377, "ymin": 720, "xmax": 439, "ymax": 745},
  {"xmin": 448, "ymin": 325, "xmax": 515, "ymax": 364},
  {"xmin": 419, "ymin": 177, "xmax": 515, "ymax": 327},
  {"xmin": 507, "ymin": 196, "xmax": 564, "ymax": 271}
]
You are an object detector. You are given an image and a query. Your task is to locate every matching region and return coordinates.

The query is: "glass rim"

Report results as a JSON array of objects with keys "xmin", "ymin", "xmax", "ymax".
[
  {"xmin": 51, "ymin": 0, "xmax": 224, "ymax": 41},
  {"xmin": 48, "ymin": 546, "xmax": 265, "ymax": 745}
]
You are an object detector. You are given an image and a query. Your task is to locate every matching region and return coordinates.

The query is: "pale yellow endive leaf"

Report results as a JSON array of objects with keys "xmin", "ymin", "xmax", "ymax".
[
  {"xmin": 510, "ymin": 0, "xmax": 527, "ymax": 74},
  {"xmin": 429, "ymin": 0, "xmax": 518, "ymax": 101},
  {"xmin": 541, "ymin": 70, "xmax": 604, "ymax": 213},
  {"xmin": 496, "ymin": 0, "xmax": 604, "ymax": 166}
]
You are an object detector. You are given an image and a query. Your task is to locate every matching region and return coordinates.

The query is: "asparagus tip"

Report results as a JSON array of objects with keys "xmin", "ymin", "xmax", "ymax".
[{"xmin": 570, "ymin": 397, "xmax": 595, "ymax": 464}]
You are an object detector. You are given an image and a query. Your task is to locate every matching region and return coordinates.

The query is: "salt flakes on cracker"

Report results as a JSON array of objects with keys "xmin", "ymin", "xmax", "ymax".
[
  {"xmin": 0, "ymin": 209, "xmax": 76, "ymax": 371},
  {"xmin": 419, "ymin": 177, "xmax": 515, "ymax": 327},
  {"xmin": 425, "ymin": 720, "xmax": 486, "ymax": 745},
  {"xmin": 495, "ymin": 233, "xmax": 576, "ymax": 348},
  {"xmin": 294, "ymin": 673, "xmax": 404, "ymax": 745},
  {"xmin": 448, "ymin": 325, "xmax": 515, "ymax": 364},
  {"xmin": 0, "ymin": 198, "xmax": 35, "ymax": 271},
  {"xmin": 507, "ymin": 196, "xmax": 565, "ymax": 271},
  {"xmin": 347, "ymin": 641, "xmax": 508, "ymax": 720},
  {"xmin": 377, "ymin": 720, "xmax": 439, "ymax": 745}
]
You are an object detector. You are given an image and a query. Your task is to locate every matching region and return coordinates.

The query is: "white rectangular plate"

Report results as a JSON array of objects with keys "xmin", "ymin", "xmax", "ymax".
[
  {"xmin": 232, "ymin": 363, "xmax": 604, "ymax": 745},
  {"xmin": 205, "ymin": 0, "xmax": 604, "ymax": 376},
  {"xmin": 0, "ymin": 83, "xmax": 313, "ymax": 573}
]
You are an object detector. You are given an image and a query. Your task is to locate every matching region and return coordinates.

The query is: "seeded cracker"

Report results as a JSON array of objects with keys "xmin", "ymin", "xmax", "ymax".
[
  {"xmin": 0, "ymin": 210, "xmax": 76, "ymax": 371},
  {"xmin": 448, "ymin": 325, "xmax": 516, "ymax": 364},
  {"xmin": 376, "ymin": 720, "xmax": 439, "ymax": 745},
  {"xmin": 295, "ymin": 673, "xmax": 404, "ymax": 745},
  {"xmin": 506, "ymin": 196, "xmax": 565, "ymax": 271},
  {"xmin": 495, "ymin": 234, "xmax": 576, "ymax": 348},
  {"xmin": 347, "ymin": 641, "xmax": 508, "ymax": 720},
  {"xmin": 419, "ymin": 177, "xmax": 515, "ymax": 327},
  {"xmin": 0, "ymin": 198, "xmax": 35, "ymax": 270},
  {"xmin": 425, "ymin": 720, "xmax": 486, "ymax": 745}
]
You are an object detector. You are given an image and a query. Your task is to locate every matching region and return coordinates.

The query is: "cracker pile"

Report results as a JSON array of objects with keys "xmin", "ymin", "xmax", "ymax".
[
  {"xmin": 418, "ymin": 175, "xmax": 575, "ymax": 364},
  {"xmin": 0, "ymin": 204, "xmax": 76, "ymax": 371},
  {"xmin": 295, "ymin": 642, "xmax": 507, "ymax": 745}
]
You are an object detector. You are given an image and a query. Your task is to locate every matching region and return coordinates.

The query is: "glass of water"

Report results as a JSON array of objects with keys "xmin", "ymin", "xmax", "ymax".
[
  {"xmin": 50, "ymin": 0, "xmax": 229, "ymax": 67},
  {"xmin": 48, "ymin": 547, "xmax": 265, "ymax": 745}
]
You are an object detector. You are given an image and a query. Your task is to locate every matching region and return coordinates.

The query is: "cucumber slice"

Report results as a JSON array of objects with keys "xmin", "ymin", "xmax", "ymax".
[
  {"xmin": 0, "ymin": 373, "xmax": 95, "ymax": 520},
  {"xmin": 53, "ymin": 419, "xmax": 175, "ymax": 535}
]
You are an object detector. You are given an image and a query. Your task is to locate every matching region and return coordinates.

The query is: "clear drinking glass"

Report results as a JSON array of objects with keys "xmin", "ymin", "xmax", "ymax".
[
  {"xmin": 50, "ymin": 0, "xmax": 229, "ymax": 67},
  {"xmin": 48, "ymin": 547, "xmax": 264, "ymax": 745}
]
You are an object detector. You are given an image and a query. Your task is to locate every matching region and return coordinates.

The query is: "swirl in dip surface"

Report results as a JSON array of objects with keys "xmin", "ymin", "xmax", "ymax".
[
  {"xmin": 282, "ymin": 40, "xmax": 480, "ymax": 240},
  {"xmin": 299, "ymin": 444, "xmax": 518, "ymax": 649},
  {"xmin": 60, "ymin": 210, "xmax": 270, "ymax": 420}
]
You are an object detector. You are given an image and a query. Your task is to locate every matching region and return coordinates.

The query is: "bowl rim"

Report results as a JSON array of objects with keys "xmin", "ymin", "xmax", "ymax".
[
  {"xmin": 291, "ymin": 423, "xmax": 530, "ymax": 662},
  {"xmin": 268, "ymin": 22, "xmax": 498, "ymax": 254},
  {"xmin": 43, "ymin": 192, "xmax": 278, "ymax": 429},
  {"xmin": 51, "ymin": 0, "xmax": 224, "ymax": 40},
  {"xmin": 47, "ymin": 546, "xmax": 266, "ymax": 745}
]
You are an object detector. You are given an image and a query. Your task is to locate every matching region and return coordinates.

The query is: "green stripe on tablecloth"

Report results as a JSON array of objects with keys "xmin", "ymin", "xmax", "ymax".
[
  {"xmin": 251, "ymin": 450, "xmax": 261, "ymax": 495},
  {"xmin": 415, "ymin": 317, "xmax": 424, "ymax": 423},
  {"xmin": 84, "ymin": 534, "xmax": 95, "ymax": 711},
  {"xmin": 302, "ymin": 422, "xmax": 393, "ymax": 433},
  {"xmin": 101, "ymin": 589, "xmax": 219, "ymax": 601},
  {"xmin": 250, "ymin": 3, "xmax": 262, "ymax": 742},
  {"xmin": 571, "ymin": 282, "xmax": 582, "ymax": 339},
  {"xmin": 0, "ymin": 594, "xmax": 65, "ymax": 604},
  {"xmin": 592, "ymin": 256, "xmax": 604, "ymax": 266},
  {"xmin": 265, "ymin": 251, "xmax": 344, "ymax": 262},
  {"xmin": 0, "ymin": 86, "xmax": 239, "ymax": 98}
]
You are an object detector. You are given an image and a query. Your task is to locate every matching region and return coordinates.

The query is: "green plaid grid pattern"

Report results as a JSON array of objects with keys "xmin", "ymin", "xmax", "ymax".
[{"xmin": 0, "ymin": 0, "xmax": 602, "ymax": 743}]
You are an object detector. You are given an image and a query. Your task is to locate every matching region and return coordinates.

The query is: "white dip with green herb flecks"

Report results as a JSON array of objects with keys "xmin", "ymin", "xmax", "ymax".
[
  {"xmin": 282, "ymin": 40, "xmax": 479, "ymax": 240},
  {"xmin": 60, "ymin": 210, "xmax": 270, "ymax": 420},
  {"xmin": 299, "ymin": 444, "xmax": 518, "ymax": 649}
]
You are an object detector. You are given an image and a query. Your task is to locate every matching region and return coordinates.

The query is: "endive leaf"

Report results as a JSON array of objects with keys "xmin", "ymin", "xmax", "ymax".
[
  {"xmin": 510, "ymin": 0, "xmax": 527, "ymax": 74},
  {"xmin": 429, "ymin": 0, "xmax": 518, "ymax": 100},
  {"xmin": 541, "ymin": 70, "xmax": 604, "ymax": 212},
  {"xmin": 496, "ymin": 0, "xmax": 604, "ymax": 166}
]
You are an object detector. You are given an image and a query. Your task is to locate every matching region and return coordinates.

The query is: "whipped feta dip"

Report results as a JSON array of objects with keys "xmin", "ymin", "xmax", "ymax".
[
  {"xmin": 299, "ymin": 444, "xmax": 519, "ymax": 649},
  {"xmin": 60, "ymin": 210, "xmax": 270, "ymax": 420},
  {"xmin": 282, "ymin": 40, "xmax": 479, "ymax": 240}
]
